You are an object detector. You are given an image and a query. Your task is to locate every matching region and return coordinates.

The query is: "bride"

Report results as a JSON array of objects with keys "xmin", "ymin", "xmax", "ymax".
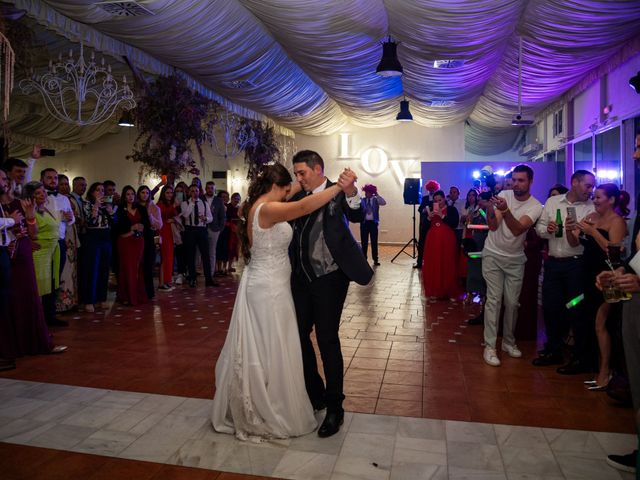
[{"xmin": 211, "ymin": 163, "xmax": 355, "ymax": 441}]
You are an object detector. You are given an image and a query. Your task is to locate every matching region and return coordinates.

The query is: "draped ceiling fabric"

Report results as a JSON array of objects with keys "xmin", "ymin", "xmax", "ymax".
[{"xmin": 5, "ymin": 0, "xmax": 640, "ymax": 156}]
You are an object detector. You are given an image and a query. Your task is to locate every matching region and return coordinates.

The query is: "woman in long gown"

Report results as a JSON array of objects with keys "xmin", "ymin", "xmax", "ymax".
[
  {"xmin": 1, "ymin": 184, "xmax": 63, "ymax": 355},
  {"xmin": 56, "ymin": 175, "xmax": 80, "ymax": 312},
  {"xmin": 114, "ymin": 186, "xmax": 150, "ymax": 306},
  {"xmin": 211, "ymin": 163, "xmax": 351, "ymax": 441},
  {"xmin": 157, "ymin": 185, "xmax": 178, "ymax": 290},
  {"xmin": 571, "ymin": 183, "xmax": 627, "ymax": 390},
  {"xmin": 422, "ymin": 190, "xmax": 460, "ymax": 299},
  {"xmin": 137, "ymin": 185, "xmax": 162, "ymax": 300}
]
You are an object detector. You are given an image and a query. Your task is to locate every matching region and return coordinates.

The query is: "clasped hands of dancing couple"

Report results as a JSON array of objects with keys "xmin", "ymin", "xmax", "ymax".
[{"xmin": 211, "ymin": 151, "xmax": 374, "ymax": 442}]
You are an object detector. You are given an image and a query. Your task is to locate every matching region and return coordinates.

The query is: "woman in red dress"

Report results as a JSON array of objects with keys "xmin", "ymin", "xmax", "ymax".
[
  {"xmin": 157, "ymin": 185, "xmax": 178, "ymax": 290},
  {"xmin": 422, "ymin": 190, "xmax": 461, "ymax": 300},
  {"xmin": 114, "ymin": 186, "xmax": 150, "ymax": 306}
]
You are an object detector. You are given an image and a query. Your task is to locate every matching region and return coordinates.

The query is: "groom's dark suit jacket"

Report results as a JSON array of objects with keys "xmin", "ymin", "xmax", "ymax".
[{"xmin": 289, "ymin": 180, "xmax": 373, "ymax": 286}]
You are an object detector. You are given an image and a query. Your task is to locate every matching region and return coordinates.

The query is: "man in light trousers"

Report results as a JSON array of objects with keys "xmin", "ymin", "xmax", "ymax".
[{"xmin": 481, "ymin": 164, "xmax": 542, "ymax": 367}]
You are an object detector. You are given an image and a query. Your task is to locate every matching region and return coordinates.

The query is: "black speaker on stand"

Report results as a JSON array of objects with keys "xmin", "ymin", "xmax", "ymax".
[{"xmin": 391, "ymin": 178, "xmax": 422, "ymax": 263}]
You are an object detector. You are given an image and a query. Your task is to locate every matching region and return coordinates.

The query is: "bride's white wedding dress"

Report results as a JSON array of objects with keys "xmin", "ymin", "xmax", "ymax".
[{"xmin": 211, "ymin": 203, "xmax": 317, "ymax": 440}]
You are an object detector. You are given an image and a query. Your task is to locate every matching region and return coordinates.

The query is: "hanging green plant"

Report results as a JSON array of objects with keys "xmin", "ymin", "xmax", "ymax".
[
  {"xmin": 127, "ymin": 74, "xmax": 214, "ymax": 177},
  {"xmin": 243, "ymin": 121, "xmax": 281, "ymax": 180}
]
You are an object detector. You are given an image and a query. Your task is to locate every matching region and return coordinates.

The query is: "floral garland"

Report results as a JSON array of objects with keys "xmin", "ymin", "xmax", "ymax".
[{"xmin": 127, "ymin": 75, "xmax": 214, "ymax": 177}]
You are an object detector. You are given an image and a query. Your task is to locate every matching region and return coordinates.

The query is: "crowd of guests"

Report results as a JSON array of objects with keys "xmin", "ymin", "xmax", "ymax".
[
  {"xmin": 0, "ymin": 147, "xmax": 244, "ymax": 371},
  {"xmin": 415, "ymin": 164, "xmax": 638, "ymax": 406}
]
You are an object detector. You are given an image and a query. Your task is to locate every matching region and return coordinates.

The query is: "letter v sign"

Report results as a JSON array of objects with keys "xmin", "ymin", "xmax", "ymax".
[{"xmin": 390, "ymin": 159, "xmax": 421, "ymax": 186}]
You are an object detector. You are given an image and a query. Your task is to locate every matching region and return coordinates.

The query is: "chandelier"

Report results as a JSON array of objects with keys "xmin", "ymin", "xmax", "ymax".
[
  {"xmin": 19, "ymin": 42, "xmax": 136, "ymax": 126},
  {"xmin": 206, "ymin": 109, "xmax": 256, "ymax": 159}
]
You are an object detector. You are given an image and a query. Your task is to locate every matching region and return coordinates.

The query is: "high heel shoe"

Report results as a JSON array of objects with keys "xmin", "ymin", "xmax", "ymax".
[{"xmin": 586, "ymin": 374, "xmax": 612, "ymax": 391}]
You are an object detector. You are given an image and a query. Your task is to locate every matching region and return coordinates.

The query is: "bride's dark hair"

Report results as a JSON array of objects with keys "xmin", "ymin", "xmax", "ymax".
[{"xmin": 238, "ymin": 163, "xmax": 293, "ymax": 262}]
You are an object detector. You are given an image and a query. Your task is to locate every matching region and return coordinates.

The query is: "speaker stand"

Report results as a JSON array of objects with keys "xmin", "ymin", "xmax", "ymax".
[{"xmin": 391, "ymin": 203, "xmax": 419, "ymax": 263}]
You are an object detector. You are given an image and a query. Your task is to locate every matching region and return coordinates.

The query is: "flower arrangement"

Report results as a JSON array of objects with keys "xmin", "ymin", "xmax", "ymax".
[
  {"xmin": 127, "ymin": 75, "xmax": 214, "ymax": 177},
  {"xmin": 242, "ymin": 121, "xmax": 281, "ymax": 180}
]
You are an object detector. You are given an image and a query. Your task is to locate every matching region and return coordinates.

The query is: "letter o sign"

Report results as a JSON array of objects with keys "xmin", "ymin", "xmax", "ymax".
[{"xmin": 360, "ymin": 147, "xmax": 388, "ymax": 175}]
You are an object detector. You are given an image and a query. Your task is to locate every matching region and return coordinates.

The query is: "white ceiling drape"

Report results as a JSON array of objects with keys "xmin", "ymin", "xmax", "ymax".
[{"xmin": 5, "ymin": 0, "xmax": 640, "ymax": 155}]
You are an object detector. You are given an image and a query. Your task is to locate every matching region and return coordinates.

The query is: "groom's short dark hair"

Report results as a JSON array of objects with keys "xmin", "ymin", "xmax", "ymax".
[{"xmin": 292, "ymin": 150, "xmax": 324, "ymax": 171}]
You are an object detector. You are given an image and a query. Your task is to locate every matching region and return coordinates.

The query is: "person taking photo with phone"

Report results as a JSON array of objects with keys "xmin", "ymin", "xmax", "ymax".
[{"xmin": 532, "ymin": 170, "xmax": 595, "ymax": 371}]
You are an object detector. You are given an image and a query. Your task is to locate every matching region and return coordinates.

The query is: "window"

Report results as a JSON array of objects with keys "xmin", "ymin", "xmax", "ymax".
[
  {"xmin": 573, "ymin": 137, "xmax": 593, "ymax": 173},
  {"xmin": 595, "ymin": 127, "xmax": 621, "ymax": 186},
  {"xmin": 553, "ymin": 109, "xmax": 563, "ymax": 137}
]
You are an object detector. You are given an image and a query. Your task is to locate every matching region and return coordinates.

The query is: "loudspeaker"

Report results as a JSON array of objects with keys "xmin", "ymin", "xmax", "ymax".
[{"xmin": 403, "ymin": 178, "xmax": 422, "ymax": 205}]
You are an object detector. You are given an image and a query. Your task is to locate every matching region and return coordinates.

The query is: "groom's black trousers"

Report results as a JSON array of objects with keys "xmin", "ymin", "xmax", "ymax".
[{"xmin": 292, "ymin": 269, "xmax": 349, "ymax": 413}]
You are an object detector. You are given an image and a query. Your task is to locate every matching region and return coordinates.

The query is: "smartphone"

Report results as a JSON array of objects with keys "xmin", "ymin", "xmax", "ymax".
[
  {"xmin": 175, "ymin": 191, "xmax": 184, "ymax": 203},
  {"xmin": 40, "ymin": 148, "xmax": 56, "ymax": 157},
  {"xmin": 566, "ymin": 206, "xmax": 576, "ymax": 222},
  {"xmin": 433, "ymin": 202, "xmax": 441, "ymax": 215},
  {"xmin": 103, "ymin": 195, "xmax": 113, "ymax": 204}
]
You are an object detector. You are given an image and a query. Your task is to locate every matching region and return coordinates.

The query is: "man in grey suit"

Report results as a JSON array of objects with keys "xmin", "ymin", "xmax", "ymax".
[{"xmin": 205, "ymin": 181, "xmax": 226, "ymax": 283}]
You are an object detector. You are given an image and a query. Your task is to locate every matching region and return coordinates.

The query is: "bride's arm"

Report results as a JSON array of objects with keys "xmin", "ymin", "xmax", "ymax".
[
  {"xmin": 260, "ymin": 185, "xmax": 342, "ymax": 226},
  {"xmin": 285, "ymin": 181, "xmax": 302, "ymax": 201}
]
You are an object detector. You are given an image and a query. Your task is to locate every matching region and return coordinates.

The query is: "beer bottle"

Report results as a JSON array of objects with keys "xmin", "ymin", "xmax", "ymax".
[{"xmin": 555, "ymin": 208, "xmax": 563, "ymax": 238}]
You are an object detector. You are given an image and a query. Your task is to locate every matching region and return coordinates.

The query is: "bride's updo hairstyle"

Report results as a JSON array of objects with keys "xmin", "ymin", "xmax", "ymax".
[{"xmin": 238, "ymin": 163, "xmax": 293, "ymax": 262}]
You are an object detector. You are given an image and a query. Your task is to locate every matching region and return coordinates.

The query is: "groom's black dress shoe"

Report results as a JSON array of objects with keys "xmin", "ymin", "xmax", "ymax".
[
  {"xmin": 312, "ymin": 400, "xmax": 326, "ymax": 412},
  {"xmin": 318, "ymin": 410, "xmax": 344, "ymax": 438}
]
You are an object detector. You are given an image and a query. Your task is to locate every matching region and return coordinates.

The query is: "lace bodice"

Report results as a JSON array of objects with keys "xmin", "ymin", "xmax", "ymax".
[{"xmin": 249, "ymin": 203, "xmax": 292, "ymax": 270}]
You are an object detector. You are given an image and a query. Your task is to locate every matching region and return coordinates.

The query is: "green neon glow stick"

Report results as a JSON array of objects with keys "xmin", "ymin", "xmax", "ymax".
[{"xmin": 565, "ymin": 294, "xmax": 584, "ymax": 309}]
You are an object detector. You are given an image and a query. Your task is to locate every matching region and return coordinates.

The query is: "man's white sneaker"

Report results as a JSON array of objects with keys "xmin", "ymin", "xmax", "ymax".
[
  {"xmin": 483, "ymin": 347, "xmax": 501, "ymax": 367},
  {"xmin": 175, "ymin": 274, "xmax": 184, "ymax": 285},
  {"xmin": 502, "ymin": 344, "xmax": 522, "ymax": 358}
]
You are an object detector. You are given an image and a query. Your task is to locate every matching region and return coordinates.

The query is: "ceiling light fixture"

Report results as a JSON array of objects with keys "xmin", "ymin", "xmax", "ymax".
[
  {"xmin": 376, "ymin": 36, "xmax": 403, "ymax": 77},
  {"xmin": 511, "ymin": 37, "xmax": 533, "ymax": 126},
  {"xmin": 629, "ymin": 71, "xmax": 640, "ymax": 94},
  {"xmin": 117, "ymin": 110, "xmax": 135, "ymax": 127},
  {"xmin": 19, "ymin": 41, "xmax": 136, "ymax": 126},
  {"xmin": 396, "ymin": 97, "xmax": 413, "ymax": 122}
]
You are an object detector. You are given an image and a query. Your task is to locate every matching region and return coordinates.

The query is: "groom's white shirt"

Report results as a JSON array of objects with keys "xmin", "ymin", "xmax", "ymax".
[{"xmin": 313, "ymin": 179, "xmax": 361, "ymax": 210}]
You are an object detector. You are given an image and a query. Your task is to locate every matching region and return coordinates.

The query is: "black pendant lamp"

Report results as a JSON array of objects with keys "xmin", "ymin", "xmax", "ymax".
[
  {"xmin": 396, "ymin": 97, "xmax": 413, "ymax": 122},
  {"xmin": 376, "ymin": 37, "xmax": 403, "ymax": 77}
]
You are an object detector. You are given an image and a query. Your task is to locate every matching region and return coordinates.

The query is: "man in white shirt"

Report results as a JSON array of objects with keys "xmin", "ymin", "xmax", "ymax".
[
  {"xmin": 481, "ymin": 164, "xmax": 543, "ymax": 367},
  {"xmin": 181, "ymin": 184, "xmax": 214, "ymax": 288},
  {"xmin": 532, "ymin": 170, "xmax": 595, "ymax": 372},
  {"xmin": 4, "ymin": 145, "xmax": 40, "ymax": 197}
]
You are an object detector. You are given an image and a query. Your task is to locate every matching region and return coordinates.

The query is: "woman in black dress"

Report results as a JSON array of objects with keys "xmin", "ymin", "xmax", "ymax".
[{"xmin": 572, "ymin": 183, "xmax": 627, "ymax": 390}]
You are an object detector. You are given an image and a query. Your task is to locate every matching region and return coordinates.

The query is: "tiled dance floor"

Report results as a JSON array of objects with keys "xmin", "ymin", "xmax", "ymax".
[
  {"xmin": 0, "ymin": 379, "xmax": 635, "ymax": 479},
  {"xmin": 0, "ymin": 246, "xmax": 636, "ymax": 478}
]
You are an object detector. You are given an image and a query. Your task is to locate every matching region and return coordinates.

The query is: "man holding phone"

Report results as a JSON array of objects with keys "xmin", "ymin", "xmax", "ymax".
[
  {"xmin": 481, "ymin": 165, "xmax": 542, "ymax": 367},
  {"xmin": 533, "ymin": 170, "xmax": 595, "ymax": 372}
]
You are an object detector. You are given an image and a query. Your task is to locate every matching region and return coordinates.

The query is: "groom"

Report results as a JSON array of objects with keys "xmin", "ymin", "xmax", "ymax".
[{"xmin": 290, "ymin": 150, "xmax": 374, "ymax": 437}]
